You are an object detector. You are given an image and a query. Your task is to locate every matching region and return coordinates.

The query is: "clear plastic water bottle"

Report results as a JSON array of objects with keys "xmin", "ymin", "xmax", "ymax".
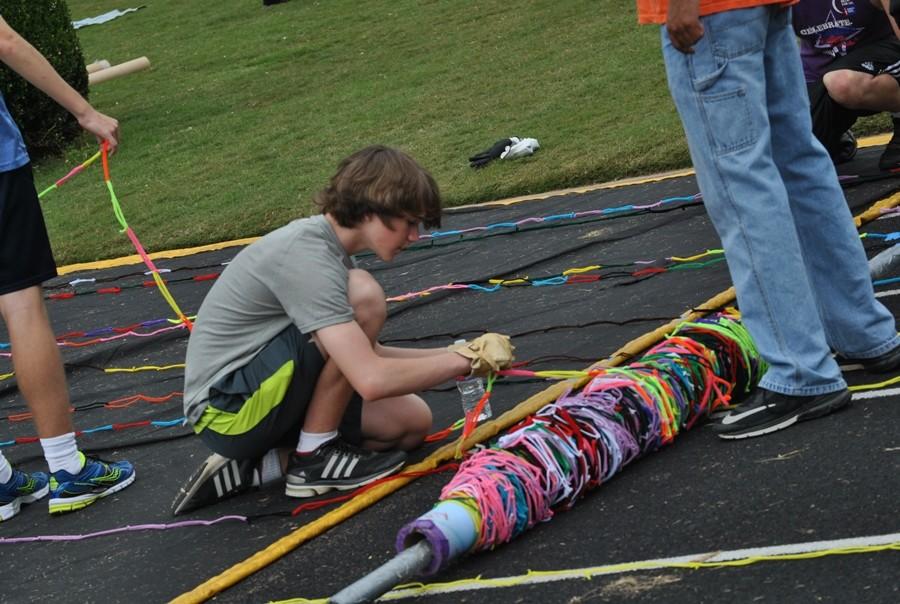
[
  {"xmin": 457, "ymin": 376, "xmax": 491, "ymax": 421},
  {"xmin": 455, "ymin": 340, "xmax": 491, "ymax": 421}
]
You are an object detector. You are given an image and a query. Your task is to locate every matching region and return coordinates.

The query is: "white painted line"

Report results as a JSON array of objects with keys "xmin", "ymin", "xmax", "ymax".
[
  {"xmin": 875, "ymin": 288, "xmax": 900, "ymax": 298},
  {"xmin": 852, "ymin": 386, "xmax": 900, "ymax": 400},
  {"xmin": 381, "ymin": 532, "xmax": 900, "ymax": 600}
]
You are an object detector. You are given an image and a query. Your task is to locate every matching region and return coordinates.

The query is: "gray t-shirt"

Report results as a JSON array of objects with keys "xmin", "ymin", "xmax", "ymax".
[{"xmin": 183, "ymin": 214, "xmax": 354, "ymax": 424}]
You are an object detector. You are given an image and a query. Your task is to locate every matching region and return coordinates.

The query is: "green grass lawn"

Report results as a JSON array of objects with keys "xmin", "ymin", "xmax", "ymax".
[{"xmin": 33, "ymin": 0, "xmax": 890, "ymax": 264}]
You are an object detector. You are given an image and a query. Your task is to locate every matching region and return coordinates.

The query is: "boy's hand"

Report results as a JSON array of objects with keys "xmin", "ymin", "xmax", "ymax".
[
  {"xmin": 448, "ymin": 333, "xmax": 514, "ymax": 376},
  {"xmin": 78, "ymin": 108, "xmax": 120, "ymax": 153}
]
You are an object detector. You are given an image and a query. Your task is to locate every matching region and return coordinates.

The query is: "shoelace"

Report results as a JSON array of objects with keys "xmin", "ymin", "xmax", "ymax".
[{"xmin": 323, "ymin": 440, "xmax": 366, "ymax": 461}]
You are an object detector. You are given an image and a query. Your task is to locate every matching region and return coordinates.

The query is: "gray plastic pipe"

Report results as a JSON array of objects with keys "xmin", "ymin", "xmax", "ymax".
[
  {"xmin": 870, "ymin": 244, "xmax": 900, "ymax": 280},
  {"xmin": 330, "ymin": 540, "xmax": 433, "ymax": 603}
]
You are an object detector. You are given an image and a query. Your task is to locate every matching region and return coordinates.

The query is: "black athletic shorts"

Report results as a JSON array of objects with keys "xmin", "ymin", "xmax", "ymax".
[
  {"xmin": 0, "ymin": 163, "xmax": 57, "ymax": 295},
  {"xmin": 823, "ymin": 37, "xmax": 900, "ymax": 81},
  {"xmin": 807, "ymin": 37, "xmax": 900, "ymax": 159},
  {"xmin": 194, "ymin": 325, "xmax": 364, "ymax": 460}
]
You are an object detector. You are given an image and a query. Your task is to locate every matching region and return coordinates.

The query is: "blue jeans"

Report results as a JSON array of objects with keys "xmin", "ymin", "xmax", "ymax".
[{"xmin": 661, "ymin": 6, "xmax": 899, "ymax": 395}]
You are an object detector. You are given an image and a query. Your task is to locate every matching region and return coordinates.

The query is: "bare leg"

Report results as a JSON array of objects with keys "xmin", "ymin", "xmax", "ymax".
[
  {"xmin": 301, "ymin": 269, "xmax": 435, "ymax": 450},
  {"xmin": 359, "ymin": 394, "xmax": 432, "ymax": 451},
  {"xmin": 302, "ymin": 269, "xmax": 388, "ymax": 432},
  {"xmin": 823, "ymin": 70, "xmax": 900, "ymax": 113},
  {"xmin": 0, "ymin": 286, "xmax": 73, "ymax": 438}
]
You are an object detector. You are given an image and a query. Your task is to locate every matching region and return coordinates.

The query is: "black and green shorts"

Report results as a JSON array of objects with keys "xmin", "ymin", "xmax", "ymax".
[{"xmin": 193, "ymin": 325, "xmax": 363, "ymax": 460}]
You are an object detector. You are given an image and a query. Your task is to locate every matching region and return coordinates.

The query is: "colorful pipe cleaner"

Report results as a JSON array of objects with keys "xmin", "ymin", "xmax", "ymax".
[
  {"xmin": 0, "ymin": 417, "xmax": 185, "ymax": 448},
  {"xmin": 407, "ymin": 312, "xmax": 765, "ymax": 568},
  {"xmin": 36, "ymin": 145, "xmax": 193, "ymax": 332},
  {"xmin": 385, "ymin": 250, "xmax": 725, "ymax": 302},
  {"xmin": 420, "ymin": 194, "xmax": 702, "ymax": 241}
]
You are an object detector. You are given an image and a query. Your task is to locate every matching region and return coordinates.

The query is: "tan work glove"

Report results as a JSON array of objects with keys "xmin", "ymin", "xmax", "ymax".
[{"xmin": 448, "ymin": 333, "xmax": 515, "ymax": 377}]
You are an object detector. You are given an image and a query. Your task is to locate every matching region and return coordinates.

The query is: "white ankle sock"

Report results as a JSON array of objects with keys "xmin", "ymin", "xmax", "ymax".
[
  {"xmin": 297, "ymin": 430, "xmax": 338, "ymax": 454},
  {"xmin": 0, "ymin": 452, "xmax": 12, "ymax": 484},
  {"xmin": 257, "ymin": 449, "xmax": 283, "ymax": 486},
  {"xmin": 40, "ymin": 432, "xmax": 83, "ymax": 474}
]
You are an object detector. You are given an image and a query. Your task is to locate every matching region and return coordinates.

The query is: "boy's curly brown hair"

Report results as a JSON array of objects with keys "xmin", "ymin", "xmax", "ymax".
[{"xmin": 315, "ymin": 145, "xmax": 442, "ymax": 229}]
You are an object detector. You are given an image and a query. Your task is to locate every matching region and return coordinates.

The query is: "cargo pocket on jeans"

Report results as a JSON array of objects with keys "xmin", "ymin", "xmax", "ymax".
[{"xmin": 699, "ymin": 86, "xmax": 756, "ymax": 154}]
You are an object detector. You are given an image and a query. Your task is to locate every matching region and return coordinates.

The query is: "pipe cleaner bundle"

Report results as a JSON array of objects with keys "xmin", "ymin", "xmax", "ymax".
[{"xmin": 396, "ymin": 311, "xmax": 766, "ymax": 574}]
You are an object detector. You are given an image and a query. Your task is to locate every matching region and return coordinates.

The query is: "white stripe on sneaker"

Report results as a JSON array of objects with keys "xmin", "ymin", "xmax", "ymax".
[
  {"xmin": 718, "ymin": 416, "xmax": 798, "ymax": 439},
  {"xmin": 332, "ymin": 454, "xmax": 350, "ymax": 478},
  {"xmin": 221, "ymin": 466, "xmax": 233, "ymax": 492},
  {"xmin": 720, "ymin": 404, "xmax": 773, "ymax": 425},
  {"xmin": 229, "ymin": 461, "xmax": 242, "ymax": 488},
  {"xmin": 213, "ymin": 474, "xmax": 224, "ymax": 498},
  {"xmin": 322, "ymin": 454, "xmax": 340, "ymax": 479},
  {"xmin": 344, "ymin": 456, "xmax": 360, "ymax": 477}
]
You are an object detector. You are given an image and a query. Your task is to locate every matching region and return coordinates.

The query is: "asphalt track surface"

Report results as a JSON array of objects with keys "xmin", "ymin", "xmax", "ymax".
[{"xmin": 1, "ymin": 147, "xmax": 898, "ymax": 603}]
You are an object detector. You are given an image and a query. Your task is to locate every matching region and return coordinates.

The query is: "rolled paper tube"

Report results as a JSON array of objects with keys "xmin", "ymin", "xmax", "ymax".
[
  {"xmin": 88, "ymin": 57, "xmax": 151, "ymax": 85},
  {"xmin": 86, "ymin": 59, "xmax": 111, "ymax": 73},
  {"xmin": 395, "ymin": 499, "xmax": 479, "ymax": 575}
]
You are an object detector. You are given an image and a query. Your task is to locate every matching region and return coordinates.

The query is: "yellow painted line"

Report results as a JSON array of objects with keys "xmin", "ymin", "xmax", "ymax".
[
  {"xmin": 859, "ymin": 133, "xmax": 891, "ymax": 148},
  {"xmin": 450, "ymin": 168, "xmax": 697, "ymax": 209},
  {"xmin": 56, "ymin": 237, "xmax": 258, "ymax": 276}
]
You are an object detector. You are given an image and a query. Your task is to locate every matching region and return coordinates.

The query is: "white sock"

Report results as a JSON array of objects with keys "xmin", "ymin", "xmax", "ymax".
[
  {"xmin": 297, "ymin": 430, "xmax": 338, "ymax": 454},
  {"xmin": 40, "ymin": 432, "xmax": 83, "ymax": 474},
  {"xmin": 256, "ymin": 449, "xmax": 283, "ymax": 486},
  {"xmin": 0, "ymin": 452, "xmax": 12, "ymax": 484}
]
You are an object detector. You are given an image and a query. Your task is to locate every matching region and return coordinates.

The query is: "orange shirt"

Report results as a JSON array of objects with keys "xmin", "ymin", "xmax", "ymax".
[{"xmin": 637, "ymin": 0, "xmax": 797, "ymax": 25}]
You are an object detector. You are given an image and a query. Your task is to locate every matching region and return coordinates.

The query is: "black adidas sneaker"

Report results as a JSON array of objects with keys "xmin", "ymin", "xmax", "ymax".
[
  {"xmin": 285, "ymin": 438, "xmax": 406, "ymax": 498},
  {"xmin": 171, "ymin": 453, "xmax": 258, "ymax": 515}
]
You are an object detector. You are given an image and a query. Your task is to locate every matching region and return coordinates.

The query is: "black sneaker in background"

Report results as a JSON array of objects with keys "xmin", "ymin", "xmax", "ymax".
[
  {"xmin": 837, "ymin": 344, "xmax": 900, "ymax": 373},
  {"xmin": 171, "ymin": 454, "xmax": 258, "ymax": 515},
  {"xmin": 713, "ymin": 388, "xmax": 851, "ymax": 440},
  {"xmin": 879, "ymin": 122, "xmax": 900, "ymax": 171},
  {"xmin": 836, "ymin": 130, "xmax": 858, "ymax": 164},
  {"xmin": 285, "ymin": 439, "xmax": 406, "ymax": 498}
]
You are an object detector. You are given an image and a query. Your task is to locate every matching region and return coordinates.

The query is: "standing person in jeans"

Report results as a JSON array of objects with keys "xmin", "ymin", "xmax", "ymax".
[
  {"xmin": 0, "ymin": 15, "xmax": 135, "ymax": 521},
  {"xmin": 635, "ymin": 0, "xmax": 900, "ymax": 439}
]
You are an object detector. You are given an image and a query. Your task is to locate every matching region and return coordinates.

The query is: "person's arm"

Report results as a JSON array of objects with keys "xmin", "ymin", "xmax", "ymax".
[
  {"xmin": 374, "ymin": 342, "xmax": 449, "ymax": 359},
  {"xmin": 0, "ymin": 16, "xmax": 119, "ymax": 151},
  {"xmin": 666, "ymin": 0, "xmax": 704, "ymax": 54},
  {"xmin": 876, "ymin": 0, "xmax": 900, "ymax": 40},
  {"xmin": 316, "ymin": 321, "xmax": 472, "ymax": 401}
]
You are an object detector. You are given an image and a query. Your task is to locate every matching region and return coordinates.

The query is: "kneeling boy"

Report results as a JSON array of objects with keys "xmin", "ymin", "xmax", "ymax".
[{"xmin": 172, "ymin": 146, "xmax": 512, "ymax": 514}]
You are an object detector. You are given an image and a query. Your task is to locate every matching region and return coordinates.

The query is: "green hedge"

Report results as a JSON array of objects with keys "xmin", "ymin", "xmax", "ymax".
[{"xmin": 0, "ymin": 1, "xmax": 88, "ymax": 159}]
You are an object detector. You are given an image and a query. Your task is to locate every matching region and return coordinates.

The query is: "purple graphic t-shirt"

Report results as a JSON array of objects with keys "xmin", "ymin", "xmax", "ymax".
[{"xmin": 793, "ymin": 0, "xmax": 893, "ymax": 82}]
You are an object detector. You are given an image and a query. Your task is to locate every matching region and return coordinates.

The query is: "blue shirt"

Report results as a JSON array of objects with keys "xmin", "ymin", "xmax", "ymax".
[{"xmin": 0, "ymin": 91, "xmax": 29, "ymax": 172}]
